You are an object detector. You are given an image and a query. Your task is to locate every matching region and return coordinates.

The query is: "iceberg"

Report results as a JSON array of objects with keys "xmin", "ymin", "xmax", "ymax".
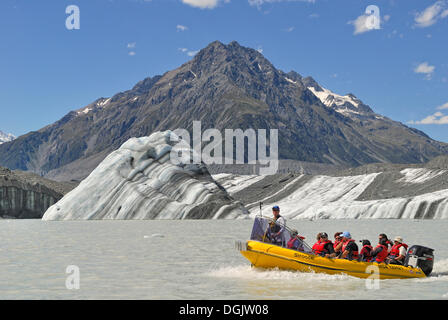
[{"xmin": 43, "ymin": 131, "xmax": 247, "ymax": 220}]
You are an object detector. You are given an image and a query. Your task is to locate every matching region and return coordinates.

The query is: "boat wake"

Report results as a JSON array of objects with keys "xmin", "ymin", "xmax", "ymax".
[
  {"xmin": 417, "ymin": 258, "xmax": 448, "ymax": 282},
  {"xmin": 208, "ymin": 259, "xmax": 448, "ymax": 284},
  {"xmin": 207, "ymin": 265, "xmax": 359, "ymax": 283},
  {"xmin": 206, "ymin": 262, "xmax": 448, "ymax": 299}
]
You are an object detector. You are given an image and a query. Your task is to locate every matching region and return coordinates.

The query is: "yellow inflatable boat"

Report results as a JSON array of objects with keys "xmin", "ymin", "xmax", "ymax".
[{"xmin": 237, "ymin": 217, "xmax": 434, "ymax": 280}]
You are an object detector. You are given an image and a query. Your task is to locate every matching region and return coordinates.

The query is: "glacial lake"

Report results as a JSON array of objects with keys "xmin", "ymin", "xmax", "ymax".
[{"xmin": 0, "ymin": 219, "xmax": 447, "ymax": 300}]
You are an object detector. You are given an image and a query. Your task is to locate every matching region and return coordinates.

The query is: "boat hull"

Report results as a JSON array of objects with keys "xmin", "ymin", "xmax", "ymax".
[{"xmin": 240, "ymin": 240, "xmax": 426, "ymax": 279}]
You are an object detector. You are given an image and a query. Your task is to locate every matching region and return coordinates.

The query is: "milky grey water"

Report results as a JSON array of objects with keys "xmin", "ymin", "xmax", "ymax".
[{"xmin": 0, "ymin": 219, "xmax": 447, "ymax": 299}]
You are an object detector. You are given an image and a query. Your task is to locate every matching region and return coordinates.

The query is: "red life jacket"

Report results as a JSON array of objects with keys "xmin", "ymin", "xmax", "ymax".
[
  {"xmin": 389, "ymin": 243, "xmax": 408, "ymax": 258},
  {"xmin": 374, "ymin": 244, "xmax": 389, "ymax": 263},
  {"xmin": 313, "ymin": 240, "xmax": 332, "ymax": 256},
  {"xmin": 385, "ymin": 240, "xmax": 393, "ymax": 252},
  {"xmin": 287, "ymin": 238, "xmax": 296, "ymax": 249},
  {"xmin": 334, "ymin": 240, "xmax": 342, "ymax": 252},
  {"xmin": 360, "ymin": 245, "xmax": 373, "ymax": 262},
  {"xmin": 341, "ymin": 239, "xmax": 359, "ymax": 260}
]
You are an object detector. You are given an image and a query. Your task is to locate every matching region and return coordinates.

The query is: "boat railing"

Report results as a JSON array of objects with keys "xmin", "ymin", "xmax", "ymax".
[{"xmin": 250, "ymin": 216, "xmax": 313, "ymax": 253}]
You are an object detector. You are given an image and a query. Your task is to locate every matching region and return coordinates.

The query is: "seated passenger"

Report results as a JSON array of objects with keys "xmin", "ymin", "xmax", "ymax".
[
  {"xmin": 378, "ymin": 233, "xmax": 393, "ymax": 253},
  {"xmin": 386, "ymin": 236, "xmax": 408, "ymax": 265},
  {"xmin": 312, "ymin": 232, "xmax": 336, "ymax": 258},
  {"xmin": 358, "ymin": 239, "xmax": 373, "ymax": 262},
  {"xmin": 287, "ymin": 230, "xmax": 306, "ymax": 251},
  {"xmin": 371, "ymin": 238, "xmax": 389, "ymax": 263},
  {"xmin": 339, "ymin": 231, "xmax": 359, "ymax": 261},
  {"xmin": 333, "ymin": 232, "xmax": 343, "ymax": 257}
]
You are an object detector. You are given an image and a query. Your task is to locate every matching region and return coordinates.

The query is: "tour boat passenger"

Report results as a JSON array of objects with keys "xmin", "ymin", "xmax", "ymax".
[
  {"xmin": 358, "ymin": 239, "xmax": 373, "ymax": 262},
  {"xmin": 371, "ymin": 238, "xmax": 389, "ymax": 263},
  {"xmin": 312, "ymin": 232, "xmax": 336, "ymax": 258},
  {"xmin": 339, "ymin": 231, "xmax": 359, "ymax": 261},
  {"xmin": 386, "ymin": 236, "xmax": 408, "ymax": 265}
]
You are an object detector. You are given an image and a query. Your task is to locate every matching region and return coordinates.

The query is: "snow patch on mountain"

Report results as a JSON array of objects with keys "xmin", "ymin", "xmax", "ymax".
[
  {"xmin": 285, "ymin": 77, "xmax": 298, "ymax": 85},
  {"xmin": 76, "ymin": 98, "xmax": 112, "ymax": 116},
  {"xmin": 0, "ymin": 131, "xmax": 15, "ymax": 144},
  {"xmin": 307, "ymin": 86, "xmax": 360, "ymax": 108},
  {"xmin": 307, "ymin": 86, "xmax": 359, "ymax": 108}
]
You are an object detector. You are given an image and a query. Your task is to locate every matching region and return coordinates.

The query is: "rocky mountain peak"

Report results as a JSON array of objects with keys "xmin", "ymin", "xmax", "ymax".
[
  {"xmin": 189, "ymin": 40, "xmax": 275, "ymax": 78},
  {"xmin": 301, "ymin": 76, "xmax": 321, "ymax": 91}
]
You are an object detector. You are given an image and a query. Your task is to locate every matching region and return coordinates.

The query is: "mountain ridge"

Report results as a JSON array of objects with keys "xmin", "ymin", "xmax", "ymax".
[{"xmin": 0, "ymin": 40, "xmax": 447, "ymax": 181}]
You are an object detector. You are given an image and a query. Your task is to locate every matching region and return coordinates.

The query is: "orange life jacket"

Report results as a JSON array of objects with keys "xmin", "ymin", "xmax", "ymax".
[
  {"xmin": 312, "ymin": 240, "xmax": 332, "ymax": 256},
  {"xmin": 360, "ymin": 245, "xmax": 373, "ymax": 262},
  {"xmin": 389, "ymin": 243, "xmax": 408, "ymax": 258}
]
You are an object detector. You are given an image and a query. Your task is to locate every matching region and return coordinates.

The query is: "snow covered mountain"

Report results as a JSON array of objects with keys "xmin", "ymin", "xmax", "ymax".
[
  {"xmin": 43, "ymin": 131, "xmax": 247, "ymax": 220},
  {"xmin": 213, "ymin": 159, "xmax": 448, "ymax": 219},
  {"xmin": 302, "ymin": 76, "xmax": 375, "ymax": 117},
  {"xmin": 0, "ymin": 131, "xmax": 15, "ymax": 145}
]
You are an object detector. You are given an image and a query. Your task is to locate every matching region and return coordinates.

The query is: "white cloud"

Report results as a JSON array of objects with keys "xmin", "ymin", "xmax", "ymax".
[
  {"xmin": 414, "ymin": 62, "xmax": 436, "ymax": 80},
  {"xmin": 409, "ymin": 102, "xmax": 448, "ymax": 125},
  {"xmin": 349, "ymin": 14, "xmax": 372, "ymax": 35},
  {"xmin": 436, "ymin": 102, "xmax": 448, "ymax": 110},
  {"xmin": 176, "ymin": 24, "xmax": 188, "ymax": 31},
  {"xmin": 348, "ymin": 10, "xmax": 389, "ymax": 35},
  {"xmin": 409, "ymin": 111, "xmax": 448, "ymax": 125},
  {"xmin": 284, "ymin": 26, "xmax": 295, "ymax": 32},
  {"xmin": 348, "ymin": 7, "xmax": 392, "ymax": 35},
  {"xmin": 414, "ymin": 1, "xmax": 448, "ymax": 28},
  {"xmin": 127, "ymin": 43, "xmax": 136, "ymax": 56},
  {"xmin": 182, "ymin": 0, "xmax": 219, "ymax": 9},
  {"xmin": 187, "ymin": 50, "xmax": 199, "ymax": 56},
  {"xmin": 178, "ymin": 47, "xmax": 199, "ymax": 57}
]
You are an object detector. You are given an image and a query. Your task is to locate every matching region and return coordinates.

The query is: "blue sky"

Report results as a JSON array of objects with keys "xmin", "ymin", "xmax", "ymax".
[{"xmin": 1, "ymin": 0, "xmax": 447, "ymax": 142}]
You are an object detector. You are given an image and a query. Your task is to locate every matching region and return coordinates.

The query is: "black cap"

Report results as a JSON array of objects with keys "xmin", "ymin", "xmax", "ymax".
[{"xmin": 359, "ymin": 239, "xmax": 371, "ymax": 246}]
